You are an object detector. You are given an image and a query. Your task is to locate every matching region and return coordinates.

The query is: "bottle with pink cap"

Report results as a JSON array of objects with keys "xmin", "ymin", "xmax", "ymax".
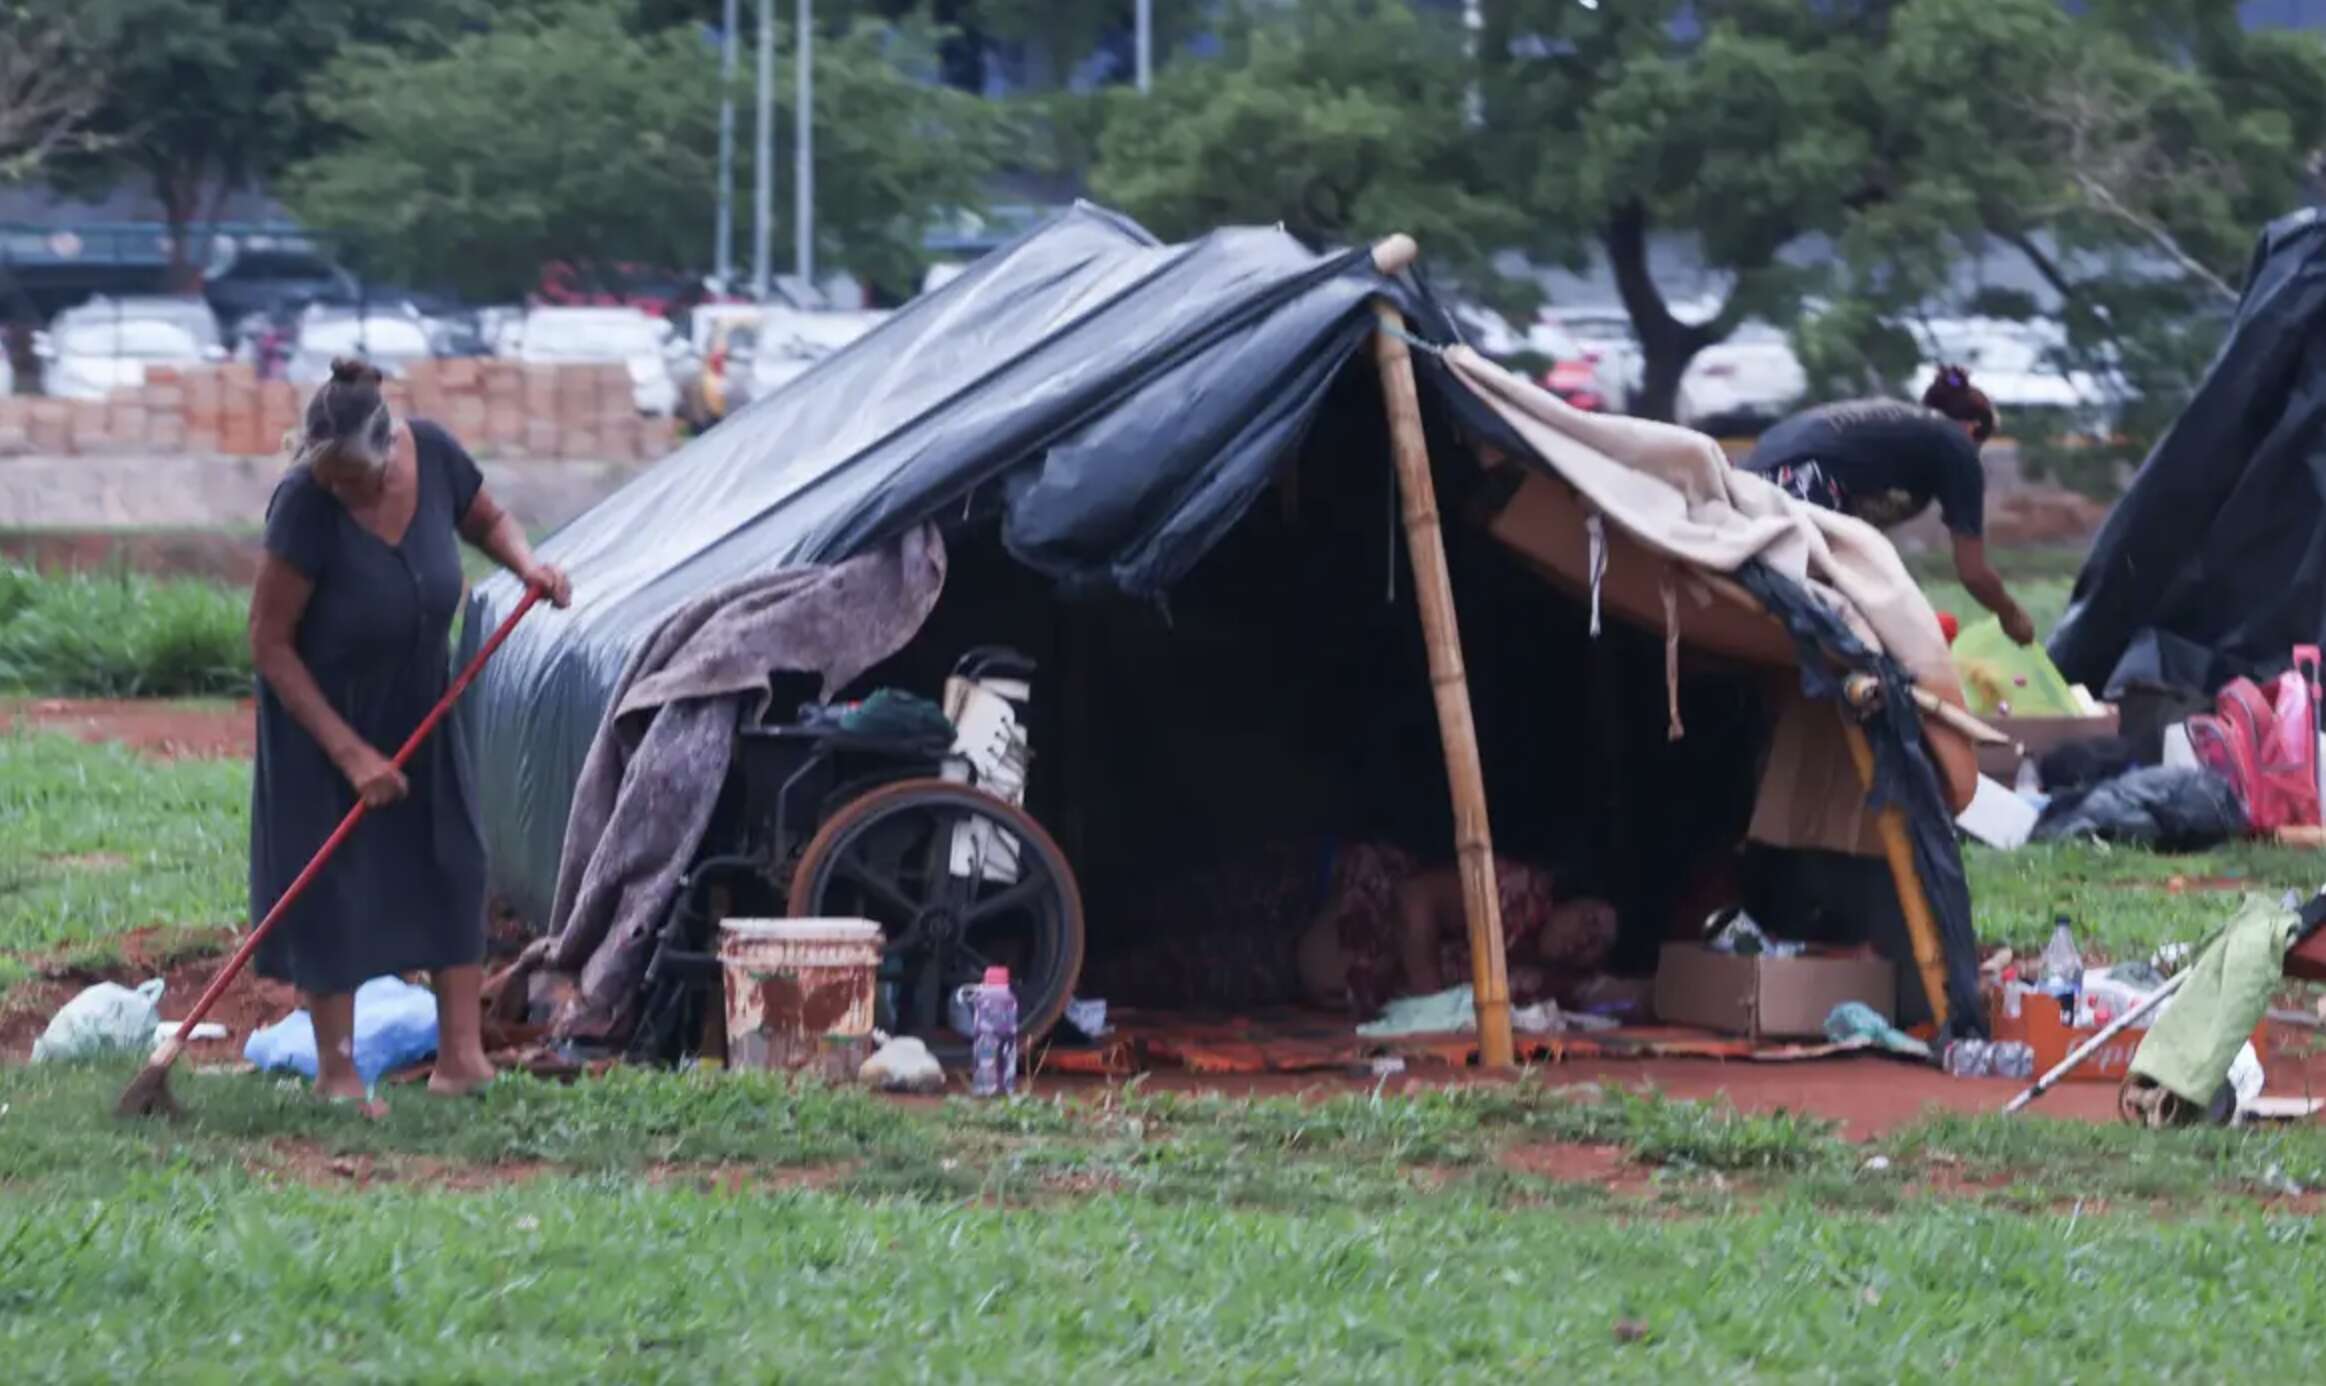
[{"xmin": 970, "ymin": 965, "xmax": 1018, "ymax": 1097}]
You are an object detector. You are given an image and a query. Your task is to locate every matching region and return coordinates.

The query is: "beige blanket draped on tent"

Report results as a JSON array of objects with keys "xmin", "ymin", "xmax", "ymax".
[{"xmin": 1441, "ymin": 347, "xmax": 1972, "ymax": 856}]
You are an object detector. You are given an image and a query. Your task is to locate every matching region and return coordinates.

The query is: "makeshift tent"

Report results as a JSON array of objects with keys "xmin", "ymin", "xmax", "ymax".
[
  {"xmin": 2052, "ymin": 207, "xmax": 2326, "ymax": 695},
  {"xmin": 460, "ymin": 203, "xmax": 1987, "ymax": 1054}
]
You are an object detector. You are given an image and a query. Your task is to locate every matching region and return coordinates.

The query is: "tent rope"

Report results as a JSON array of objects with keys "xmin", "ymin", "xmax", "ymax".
[
  {"xmin": 1377, "ymin": 322, "xmax": 1447, "ymax": 357},
  {"xmin": 1661, "ymin": 573, "xmax": 1685, "ymax": 741},
  {"xmin": 1584, "ymin": 512, "xmax": 1607, "ymax": 638}
]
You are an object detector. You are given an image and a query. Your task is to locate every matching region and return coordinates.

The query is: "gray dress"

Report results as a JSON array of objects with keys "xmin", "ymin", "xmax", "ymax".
[{"xmin": 249, "ymin": 420, "xmax": 489, "ymax": 994}]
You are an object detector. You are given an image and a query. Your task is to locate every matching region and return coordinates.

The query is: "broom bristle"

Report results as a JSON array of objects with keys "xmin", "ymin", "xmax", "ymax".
[{"xmin": 115, "ymin": 1063, "xmax": 183, "ymax": 1120}]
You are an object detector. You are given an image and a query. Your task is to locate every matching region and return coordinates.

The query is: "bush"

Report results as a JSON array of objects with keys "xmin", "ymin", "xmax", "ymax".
[{"xmin": 0, "ymin": 564, "xmax": 250, "ymax": 698}]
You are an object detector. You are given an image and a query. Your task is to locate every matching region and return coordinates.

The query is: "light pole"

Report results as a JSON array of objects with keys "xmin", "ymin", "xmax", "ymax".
[
  {"xmin": 1135, "ymin": 0, "xmax": 1152, "ymax": 93},
  {"xmin": 752, "ymin": 0, "xmax": 774, "ymax": 301},
  {"xmin": 796, "ymin": 0, "xmax": 814, "ymax": 287},
  {"xmin": 715, "ymin": 0, "xmax": 738, "ymax": 287}
]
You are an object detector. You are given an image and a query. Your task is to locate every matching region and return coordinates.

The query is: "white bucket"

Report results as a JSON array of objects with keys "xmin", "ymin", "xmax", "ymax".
[{"xmin": 719, "ymin": 918, "xmax": 884, "ymax": 1080}]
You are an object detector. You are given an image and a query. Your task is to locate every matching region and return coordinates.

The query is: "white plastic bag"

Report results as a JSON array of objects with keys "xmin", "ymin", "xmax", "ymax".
[{"xmin": 30, "ymin": 978, "xmax": 165, "ymax": 1062}]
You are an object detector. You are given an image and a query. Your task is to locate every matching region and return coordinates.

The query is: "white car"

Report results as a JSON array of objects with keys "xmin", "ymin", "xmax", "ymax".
[
  {"xmin": 1677, "ymin": 321, "xmax": 1807, "ymax": 433},
  {"xmin": 746, "ymin": 309, "xmax": 889, "ymax": 401},
  {"xmin": 1906, "ymin": 318, "xmax": 2124, "ymax": 434},
  {"xmin": 37, "ymin": 297, "xmax": 226, "ymax": 401},
  {"xmin": 285, "ymin": 309, "xmax": 436, "ymax": 387},
  {"xmin": 512, "ymin": 307, "xmax": 681, "ymax": 416}
]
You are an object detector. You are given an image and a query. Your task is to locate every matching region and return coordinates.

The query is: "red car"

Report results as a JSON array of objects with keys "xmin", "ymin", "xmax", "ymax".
[{"xmin": 1541, "ymin": 354, "xmax": 1612, "ymax": 412}]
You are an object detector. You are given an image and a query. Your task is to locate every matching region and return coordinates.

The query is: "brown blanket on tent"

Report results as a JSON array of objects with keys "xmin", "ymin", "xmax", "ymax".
[{"xmin": 534, "ymin": 525, "xmax": 947, "ymax": 1039}]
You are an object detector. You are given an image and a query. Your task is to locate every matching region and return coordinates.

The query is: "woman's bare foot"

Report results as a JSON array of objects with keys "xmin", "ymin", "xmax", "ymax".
[
  {"xmin": 313, "ymin": 1073, "xmax": 387, "ymax": 1119},
  {"xmin": 426, "ymin": 1052, "xmax": 497, "ymax": 1097}
]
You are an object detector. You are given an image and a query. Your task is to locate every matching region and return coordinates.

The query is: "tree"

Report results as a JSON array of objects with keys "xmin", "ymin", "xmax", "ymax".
[
  {"xmin": 1478, "ymin": 0, "xmax": 1919, "ymax": 421},
  {"xmin": 1090, "ymin": 0, "xmax": 1528, "ymax": 287},
  {"xmin": 282, "ymin": 5, "xmax": 1007, "ymax": 300},
  {"xmin": 43, "ymin": 0, "xmax": 485, "ymax": 286},
  {"xmin": 1807, "ymin": 0, "xmax": 2326, "ymax": 481},
  {"xmin": 0, "ymin": 5, "xmax": 106, "ymax": 182}
]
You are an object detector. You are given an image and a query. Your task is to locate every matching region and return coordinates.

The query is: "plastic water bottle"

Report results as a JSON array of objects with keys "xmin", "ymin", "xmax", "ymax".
[
  {"xmin": 970, "ymin": 966, "xmax": 1018, "ymax": 1098},
  {"xmin": 2039, "ymin": 917, "xmax": 2083, "ymax": 1023}
]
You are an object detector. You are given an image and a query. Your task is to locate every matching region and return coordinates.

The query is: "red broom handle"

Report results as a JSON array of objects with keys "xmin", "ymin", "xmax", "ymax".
[{"xmin": 167, "ymin": 586, "xmax": 545, "ymax": 1039}]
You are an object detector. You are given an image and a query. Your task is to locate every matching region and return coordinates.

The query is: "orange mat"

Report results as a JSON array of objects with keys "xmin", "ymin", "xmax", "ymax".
[{"xmin": 1034, "ymin": 1008, "xmax": 1870, "ymax": 1077}]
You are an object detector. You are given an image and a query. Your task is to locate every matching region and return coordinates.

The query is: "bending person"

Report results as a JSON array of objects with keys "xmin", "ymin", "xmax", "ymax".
[
  {"xmin": 1739, "ymin": 366, "xmax": 2035, "ymax": 645},
  {"xmin": 247, "ymin": 358, "xmax": 572, "ymax": 1106}
]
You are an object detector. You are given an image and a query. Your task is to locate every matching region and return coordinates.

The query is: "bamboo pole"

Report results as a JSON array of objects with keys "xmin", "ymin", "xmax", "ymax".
[
  {"xmin": 1369, "ymin": 234, "xmax": 1514, "ymax": 1068},
  {"xmin": 1839, "ymin": 716, "xmax": 1953, "ymax": 1031}
]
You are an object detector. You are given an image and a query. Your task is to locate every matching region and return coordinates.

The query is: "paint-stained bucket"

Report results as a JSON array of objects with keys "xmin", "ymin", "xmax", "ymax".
[{"xmin": 719, "ymin": 919, "xmax": 884, "ymax": 1080}]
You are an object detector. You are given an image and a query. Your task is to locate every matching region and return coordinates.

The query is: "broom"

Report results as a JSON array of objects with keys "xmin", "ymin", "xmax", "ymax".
[{"xmin": 118, "ymin": 585, "xmax": 545, "ymax": 1118}]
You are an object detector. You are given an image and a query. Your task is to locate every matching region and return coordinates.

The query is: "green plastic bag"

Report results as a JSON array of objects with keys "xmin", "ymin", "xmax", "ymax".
[{"xmin": 1952, "ymin": 616, "xmax": 2082, "ymax": 717}]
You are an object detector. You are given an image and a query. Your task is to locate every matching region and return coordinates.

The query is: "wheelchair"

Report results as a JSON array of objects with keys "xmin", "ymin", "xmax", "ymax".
[{"xmin": 625, "ymin": 648, "xmax": 1086, "ymax": 1066}]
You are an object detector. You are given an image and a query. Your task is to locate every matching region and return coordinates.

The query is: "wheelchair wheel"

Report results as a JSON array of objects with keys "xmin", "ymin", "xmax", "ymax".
[{"xmin": 786, "ymin": 777, "xmax": 1084, "ymax": 1061}]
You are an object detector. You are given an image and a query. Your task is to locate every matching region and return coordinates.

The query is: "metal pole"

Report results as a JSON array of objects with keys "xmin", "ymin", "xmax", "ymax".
[
  {"xmin": 715, "ymin": 0, "xmax": 738, "ymax": 287},
  {"xmin": 795, "ymin": 0, "xmax": 813, "ymax": 287},
  {"xmin": 2002, "ymin": 971, "xmax": 2186, "ymax": 1115},
  {"xmin": 751, "ymin": 0, "xmax": 774, "ymax": 302},
  {"xmin": 1135, "ymin": 0, "xmax": 1153, "ymax": 93}
]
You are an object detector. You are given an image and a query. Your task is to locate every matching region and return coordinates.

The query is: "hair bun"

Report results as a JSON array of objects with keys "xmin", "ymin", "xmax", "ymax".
[{"xmin": 329, "ymin": 356, "xmax": 383, "ymax": 385}]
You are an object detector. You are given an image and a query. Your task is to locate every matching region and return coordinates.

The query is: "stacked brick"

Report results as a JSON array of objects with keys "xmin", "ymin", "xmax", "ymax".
[{"xmin": 0, "ymin": 360, "xmax": 679, "ymax": 461}]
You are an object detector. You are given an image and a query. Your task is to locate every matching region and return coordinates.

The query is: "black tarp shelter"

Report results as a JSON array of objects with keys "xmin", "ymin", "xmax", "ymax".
[
  {"xmin": 461, "ymin": 204, "xmax": 1986, "ymax": 1049},
  {"xmin": 2053, "ymin": 208, "xmax": 2326, "ymax": 695}
]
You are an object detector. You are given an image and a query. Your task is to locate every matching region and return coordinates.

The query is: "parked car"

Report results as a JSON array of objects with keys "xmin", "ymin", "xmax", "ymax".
[
  {"xmin": 1677, "ymin": 321, "xmax": 1807, "ymax": 434},
  {"xmin": 1905, "ymin": 317, "xmax": 2125, "ymax": 436},
  {"xmin": 284, "ymin": 308, "xmax": 436, "ymax": 388},
  {"xmin": 203, "ymin": 243, "xmax": 360, "ymax": 329},
  {"xmin": 1526, "ymin": 317, "xmax": 1631, "ymax": 415},
  {"xmin": 36, "ymin": 296, "xmax": 226, "ymax": 401},
  {"xmin": 512, "ymin": 306, "xmax": 681, "ymax": 416},
  {"xmin": 747, "ymin": 308, "xmax": 889, "ymax": 401},
  {"xmin": 1539, "ymin": 305, "xmax": 1645, "ymax": 403}
]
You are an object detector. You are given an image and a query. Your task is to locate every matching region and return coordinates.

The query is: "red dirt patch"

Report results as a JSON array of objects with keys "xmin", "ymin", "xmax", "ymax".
[
  {"xmin": 0, "ymin": 925, "xmax": 289, "ymax": 1063},
  {"xmin": 1500, "ymin": 1140, "xmax": 1660, "ymax": 1195},
  {"xmin": 256, "ymin": 1143, "xmax": 557, "ymax": 1191},
  {"xmin": 5, "ymin": 698, "xmax": 254, "ymax": 760}
]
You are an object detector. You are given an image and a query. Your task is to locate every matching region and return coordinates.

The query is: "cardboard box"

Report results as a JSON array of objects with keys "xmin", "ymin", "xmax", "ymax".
[
  {"xmin": 1975, "ymin": 712, "xmax": 2119, "ymax": 782},
  {"xmin": 1654, "ymin": 942, "xmax": 1896, "ymax": 1040}
]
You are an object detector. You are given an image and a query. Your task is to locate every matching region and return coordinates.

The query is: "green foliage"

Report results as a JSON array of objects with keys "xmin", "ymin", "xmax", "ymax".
[
  {"xmin": 0, "ymin": 566, "xmax": 248, "ymax": 699},
  {"xmin": 41, "ymin": 0, "xmax": 485, "ymax": 266},
  {"xmin": 0, "ymin": 731, "xmax": 248, "ymax": 984},
  {"xmin": 283, "ymin": 2, "xmax": 1007, "ymax": 299},
  {"xmin": 1091, "ymin": 0, "xmax": 1528, "ymax": 279}
]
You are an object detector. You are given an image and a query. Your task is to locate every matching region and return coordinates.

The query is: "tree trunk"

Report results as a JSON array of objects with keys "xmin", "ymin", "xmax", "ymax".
[{"xmin": 1602, "ymin": 198, "xmax": 1720, "ymax": 424}]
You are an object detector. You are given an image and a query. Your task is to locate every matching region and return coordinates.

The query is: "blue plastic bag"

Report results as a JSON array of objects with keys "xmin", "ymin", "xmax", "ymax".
[{"xmin": 243, "ymin": 975, "xmax": 440, "ymax": 1085}]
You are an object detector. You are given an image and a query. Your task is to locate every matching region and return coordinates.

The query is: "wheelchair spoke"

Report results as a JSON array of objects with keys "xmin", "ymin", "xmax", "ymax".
[
  {"xmin": 836, "ymin": 848, "xmax": 920, "ymax": 921},
  {"xmin": 962, "ymin": 855, "xmax": 1052, "ymax": 927}
]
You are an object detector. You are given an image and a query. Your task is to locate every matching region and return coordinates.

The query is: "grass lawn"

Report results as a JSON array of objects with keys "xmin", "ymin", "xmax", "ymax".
[
  {"xmin": 3, "ymin": 1061, "xmax": 2325, "ymax": 1378},
  {"xmin": 0, "ymin": 732, "xmax": 248, "ymax": 992},
  {"xmin": 4, "ymin": 544, "xmax": 2324, "ymax": 1378}
]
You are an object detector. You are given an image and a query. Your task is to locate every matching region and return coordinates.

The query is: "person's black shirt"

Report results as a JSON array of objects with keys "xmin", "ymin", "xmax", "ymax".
[{"xmin": 1739, "ymin": 398, "xmax": 1986, "ymax": 536}]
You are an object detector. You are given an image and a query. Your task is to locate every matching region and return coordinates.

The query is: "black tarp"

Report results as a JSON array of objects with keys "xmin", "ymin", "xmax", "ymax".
[
  {"xmin": 2051, "ymin": 208, "xmax": 2326, "ymax": 695},
  {"xmin": 463, "ymin": 205, "xmax": 1433, "ymax": 923}
]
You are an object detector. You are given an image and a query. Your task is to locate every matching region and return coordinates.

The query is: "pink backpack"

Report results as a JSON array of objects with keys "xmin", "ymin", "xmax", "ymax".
[{"xmin": 2187, "ymin": 656, "xmax": 2321, "ymax": 832}]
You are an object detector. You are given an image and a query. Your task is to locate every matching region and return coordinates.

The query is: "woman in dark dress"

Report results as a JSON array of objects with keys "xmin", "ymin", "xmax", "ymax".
[{"xmin": 248, "ymin": 358, "xmax": 570, "ymax": 1103}]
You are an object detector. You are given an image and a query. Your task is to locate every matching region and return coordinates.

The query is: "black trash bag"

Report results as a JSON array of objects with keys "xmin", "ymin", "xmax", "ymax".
[
  {"xmin": 2037, "ymin": 734, "xmax": 2159, "ymax": 795},
  {"xmin": 2031, "ymin": 766, "xmax": 2248, "ymax": 851}
]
